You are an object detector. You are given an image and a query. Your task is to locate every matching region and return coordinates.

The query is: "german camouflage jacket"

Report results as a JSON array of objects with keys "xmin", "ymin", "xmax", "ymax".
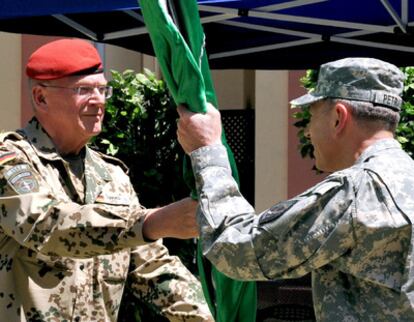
[
  {"xmin": 191, "ymin": 139, "xmax": 414, "ymax": 321},
  {"xmin": 0, "ymin": 118, "xmax": 211, "ymax": 322}
]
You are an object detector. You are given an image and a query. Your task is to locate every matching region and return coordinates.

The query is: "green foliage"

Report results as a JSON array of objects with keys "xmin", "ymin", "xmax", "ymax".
[
  {"xmin": 94, "ymin": 69, "xmax": 189, "ymax": 206},
  {"xmin": 91, "ymin": 69, "xmax": 195, "ymax": 322},
  {"xmin": 292, "ymin": 69, "xmax": 318, "ymax": 160},
  {"xmin": 397, "ymin": 67, "xmax": 414, "ymax": 157},
  {"xmin": 293, "ymin": 67, "xmax": 414, "ymax": 160}
]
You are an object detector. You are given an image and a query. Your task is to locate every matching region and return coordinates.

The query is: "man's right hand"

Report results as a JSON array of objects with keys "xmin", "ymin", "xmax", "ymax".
[{"xmin": 176, "ymin": 103, "xmax": 223, "ymax": 154}]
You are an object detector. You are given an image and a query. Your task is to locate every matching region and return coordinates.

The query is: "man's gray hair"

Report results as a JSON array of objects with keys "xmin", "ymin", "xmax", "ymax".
[{"xmin": 329, "ymin": 98, "xmax": 400, "ymax": 133}]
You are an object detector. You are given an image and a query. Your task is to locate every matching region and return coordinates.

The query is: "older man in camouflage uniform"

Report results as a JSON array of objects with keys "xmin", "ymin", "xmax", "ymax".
[
  {"xmin": 0, "ymin": 38, "xmax": 213, "ymax": 322},
  {"xmin": 176, "ymin": 57, "xmax": 414, "ymax": 321}
]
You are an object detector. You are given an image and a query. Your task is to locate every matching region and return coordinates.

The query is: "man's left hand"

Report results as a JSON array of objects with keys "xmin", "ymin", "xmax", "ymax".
[{"xmin": 143, "ymin": 197, "xmax": 199, "ymax": 240}]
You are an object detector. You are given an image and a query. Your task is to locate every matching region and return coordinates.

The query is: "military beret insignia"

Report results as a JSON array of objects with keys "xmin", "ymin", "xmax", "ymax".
[{"xmin": 4, "ymin": 164, "xmax": 39, "ymax": 194}]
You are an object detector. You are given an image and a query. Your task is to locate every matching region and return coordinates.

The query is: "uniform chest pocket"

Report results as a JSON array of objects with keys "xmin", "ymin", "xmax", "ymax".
[{"xmin": 93, "ymin": 189, "xmax": 132, "ymax": 222}]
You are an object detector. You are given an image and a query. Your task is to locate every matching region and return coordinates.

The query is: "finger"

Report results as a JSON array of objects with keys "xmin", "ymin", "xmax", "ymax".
[
  {"xmin": 206, "ymin": 102, "xmax": 216, "ymax": 111},
  {"xmin": 176, "ymin": 104, "xmax": 191, "ymax": 117},
  {"xmin": 206, "ymin": 103, "xmax": 221, "ymax": 119},
  {"xmin": 176, "ymin": 127, "xmax": 183, "ymax": 140}
]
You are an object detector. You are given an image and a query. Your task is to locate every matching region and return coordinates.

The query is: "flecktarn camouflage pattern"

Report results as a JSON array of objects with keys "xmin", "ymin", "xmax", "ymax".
[
  {"xmin": 0, "ymin": 118, "xmax": 212, "ymax": 322},
  {"xmin": 191, "ymin": 140, "xmax": 414, "ymax": 321}
]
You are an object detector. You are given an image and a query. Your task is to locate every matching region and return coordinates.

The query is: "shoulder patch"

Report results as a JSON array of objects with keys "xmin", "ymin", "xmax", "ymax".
[
  {"xmin": 259, "ymin": 199, "xmax": 298, "ymax": 225},
  {"xmin": 0, "ymin": 151, "xmax": 17, "ymax": 166},
  {"xmin": 4, "ymin": 164, "xmax": 39, "ymax": 194}
]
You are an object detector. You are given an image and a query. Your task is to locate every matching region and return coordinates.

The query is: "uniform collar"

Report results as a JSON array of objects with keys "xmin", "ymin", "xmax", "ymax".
[
  {"xmin": 84, "ymin": 147, "xmax": 112, "ymax": 203},
  {"xmin": 84, "ymin": 147, "xmax": 112, "ymax": 182},
  {"xmin": 19, "ymin": 117, "xmax": 61, "ymax": 161},
  {"xmin": 355, "ymin": 138, "xmax": 401, "ymax": 165},
  {"xmin": 20, "ymin": 117, "xmax": 112, "ymax": 182}
]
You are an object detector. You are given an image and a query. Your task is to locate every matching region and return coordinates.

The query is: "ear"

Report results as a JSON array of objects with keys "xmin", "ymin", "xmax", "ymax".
[
  {"xmin": 32, "ymin": 85, "xmax": 47, "ymax": 110},
  {"xmin": 332, "ymin": 102, "xmax": 350, "ymax": 136}
]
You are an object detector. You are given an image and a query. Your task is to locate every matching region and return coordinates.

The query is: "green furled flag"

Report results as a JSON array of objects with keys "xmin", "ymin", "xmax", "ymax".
[{"xmin": 139, "ymin": 1, "xmax": 257, "ymax": 321}]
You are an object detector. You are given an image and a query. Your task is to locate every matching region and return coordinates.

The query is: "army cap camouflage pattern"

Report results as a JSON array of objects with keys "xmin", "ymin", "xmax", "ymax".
[{"xmin": 290, "ymin": 57, "xmax": 405, "ymax": 111}]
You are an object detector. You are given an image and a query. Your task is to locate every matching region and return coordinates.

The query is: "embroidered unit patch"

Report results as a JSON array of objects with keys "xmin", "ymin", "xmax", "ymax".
[{"xmin": 4, "ymin": 164, "xmax": 39, "ymax": 194}]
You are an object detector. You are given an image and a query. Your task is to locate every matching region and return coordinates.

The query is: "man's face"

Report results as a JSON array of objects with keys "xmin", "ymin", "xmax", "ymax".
[
  {"xmin": 305, "ymin": 100, "xmax": 337, "ymax": 172},
  {"xmin": 39, "ymin": 73, "xmax": 107, "ymax": 143}
]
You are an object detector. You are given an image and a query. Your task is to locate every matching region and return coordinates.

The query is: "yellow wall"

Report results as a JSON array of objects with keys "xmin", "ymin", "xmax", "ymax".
[
  {"xmin": 212, "ymin": 70, "xmax": 255, "ymax": 110},
  {"xmin": 105, "ymin": 45, "xmax": 144, "ymax": 77},
  {"xmin": 0, "ymin": 32, "xmax": 21, "ymax": 131},
  {"xmin": 255, "ymin": 71, "xmax": 289, "ymax": 211},
  {"xmin": 104, "ymin": 44, "xmax": 159, "ymax": 79}
]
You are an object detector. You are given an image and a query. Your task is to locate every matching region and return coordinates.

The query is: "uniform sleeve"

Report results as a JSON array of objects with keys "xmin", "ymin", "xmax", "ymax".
[
  {"xmin": 127, "ymin": 241, "xmax": 213, "ymax": 322},
  {"xmin": 0, "ymin": 145, "xmax": 149, "ymax": 258},
  {"xmin": 190, "ymin": 144, "xmax": 356, "ymax": 281}
]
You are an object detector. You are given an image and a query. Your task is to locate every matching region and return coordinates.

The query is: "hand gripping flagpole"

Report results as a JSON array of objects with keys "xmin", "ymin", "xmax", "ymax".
[{"xmin": 139, "ymin": 1, "xmax": 257, "ymax": 321}]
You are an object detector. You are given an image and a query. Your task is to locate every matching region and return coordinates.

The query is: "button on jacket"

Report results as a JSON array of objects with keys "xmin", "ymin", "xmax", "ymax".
[{"xmin": 0, "ymin": 118, "xmax": 211, "ymax": 322}]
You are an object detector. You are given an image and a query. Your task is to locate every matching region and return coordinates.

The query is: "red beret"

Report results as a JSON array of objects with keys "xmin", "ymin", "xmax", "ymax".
[{"xmin": 26, "ymin": 38, "xmax": 103, "ymax": 80}]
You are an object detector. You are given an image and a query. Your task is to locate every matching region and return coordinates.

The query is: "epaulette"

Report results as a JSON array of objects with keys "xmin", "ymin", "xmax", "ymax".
[
  {"xmin": 94, "ymin": 150, "xmax": 130, "ymax": 174},
  {"xmin": 0, "ymin": 131, "xmax": 24, "ymax": 143}
]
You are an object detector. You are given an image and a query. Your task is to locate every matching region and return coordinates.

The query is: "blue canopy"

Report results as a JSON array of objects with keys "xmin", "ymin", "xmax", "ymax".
[{"xmin": 0, "ymin": 0, "xmax": 413, "ymax": 69}]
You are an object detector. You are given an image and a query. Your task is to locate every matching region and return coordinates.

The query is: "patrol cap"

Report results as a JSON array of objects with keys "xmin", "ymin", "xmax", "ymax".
[
  {"xmin": 290, "ymin": 57, "xmax": 405, "ymax": 111},
  {"xmin": 26, "ymin": 38, "xmax": 103, "ymax": 80}
]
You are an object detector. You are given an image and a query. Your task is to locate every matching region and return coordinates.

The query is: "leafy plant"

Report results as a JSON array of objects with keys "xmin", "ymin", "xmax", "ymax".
[
  {"xmin": 397, "ymin": 67, "xmax": 414, "ymax": 157},
  {"xmin": 95, "ymin": 68, "xmax": 190, "ymax": 206},
  {"xmin": 292, "ymin": 69, "xmax": 318, "ymax": 161},
  {"xmin": 293, "ymin": 67, "xmax": 414, "ymax": 161},
  {"xmin": 91, "ymin": 68, "xmax": 195, "ymax": 321}
]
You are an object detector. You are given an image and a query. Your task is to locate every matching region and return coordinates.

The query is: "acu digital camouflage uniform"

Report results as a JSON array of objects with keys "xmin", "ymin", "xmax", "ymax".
[
  {"xmin": 189, "ymin": 58, "xmax": 414, "ymax": 321},
  {"xmin": 0, "ymin": 118, "xmax": 212, "ymax": 322},
  {"xmin": 191, "ymin": 140, "xmax": 414, "ymax": 322}
]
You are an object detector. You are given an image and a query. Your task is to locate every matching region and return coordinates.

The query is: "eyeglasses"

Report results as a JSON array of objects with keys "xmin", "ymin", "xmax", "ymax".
[{"xmin": 39, "ymin": 84, "xmax": 113, "ymax": 99}]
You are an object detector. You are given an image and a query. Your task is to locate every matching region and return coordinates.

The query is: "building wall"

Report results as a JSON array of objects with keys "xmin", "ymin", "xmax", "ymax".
[
  {"xmin": 255, "ymin": 71, "xmax": 289, "ymax": 212},
  {"xmin": 105, "ymin": 45, "xmax": 143, "ymax": 75},
  {"xmin": 21, "ymin": 35, "xmax": 62, "ymax": 126},
  {"xmin": 287, "ymin": 71, "xmax": 326, "ymax": 198},
  {"xmin": 104, "ymin": 45, "xmax": 160, "ymax": 79},
  {"xmin": 0, "ymin": 32, "xmax": 21, "ymax": 131},
  {"xmin": 211, "ymin": 70, "xmax": 255, "ymax": 110}
]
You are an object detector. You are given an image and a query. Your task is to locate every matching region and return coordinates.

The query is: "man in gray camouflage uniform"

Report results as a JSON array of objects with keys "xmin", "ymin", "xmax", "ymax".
[
  {"xmin": 0, "ymin": 38, "xmax": 213, "ymax": 321},
  {"xmin": 176, "ymin": 57, "xmax": 414, "ymax": 321}
]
